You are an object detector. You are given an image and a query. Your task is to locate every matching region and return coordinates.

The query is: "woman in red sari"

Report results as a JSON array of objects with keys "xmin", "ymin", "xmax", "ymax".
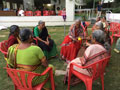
[
  {"xmin": 7, "ymin": 25, "xmax": 20, "ymax": 49},
  {"xmin": 60, "ymin": 19, "xmax": 84, "ymax": 63}
]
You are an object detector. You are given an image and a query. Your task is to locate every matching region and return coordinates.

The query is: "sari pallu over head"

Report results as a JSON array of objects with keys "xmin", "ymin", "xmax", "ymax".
[
  {"xmin": 7, "ymin": 44, "xmax": 18, "ymax": 68},
  {"xmin": 69, "ymin": 24, "xmax": 84, "ymax": 40}
]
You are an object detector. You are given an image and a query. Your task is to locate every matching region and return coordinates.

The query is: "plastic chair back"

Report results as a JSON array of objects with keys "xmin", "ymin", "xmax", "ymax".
[
  {"xmin": 58, "ymin": 10, "xmax": 62, "ymax": 16},
  {"xmin": 5, "ymin": 67, "xmax": 55, "ymax": 90},
  {"xmin": 68, "ymin": 56, "xmax": 111, "ymax": 90},
  {"xmin": 34, "ymin": 11, "xmax": 41, "ymax": 16},
  {"xmin": 43, "ymin": 10, "xmax": 50, "ymax": 16},
  {"xmin": 0, "ymin": 40, "xmax": 8, "ymax": 57},
  {"xmin": 25, "ymin": 11, "xmax": 33, "ymax": 16},
  {"xmin": 49, "ymin": 10, "xmax": 55, "ymax": 15}
]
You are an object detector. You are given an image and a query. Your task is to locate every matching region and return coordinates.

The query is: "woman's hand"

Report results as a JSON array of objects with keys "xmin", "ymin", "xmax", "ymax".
[
  {"xmin": 85, "ymin": 42, "xmax": 91, "ymax": 46},
  {"xmin": 47, "ymin": 37, "xmax": 49, "ymax": 42},
  {"xmin": 31, "ymin": 43, "xmax": 36, "ymax": 46},
  {"xmin": 72, "ymin": 38, "xmax": 77, "ymax": 42},
  {"xmin": 41, "ymin": 56, "xmax": 48, "ymax": 67},
  {"xmin": 44, "ymin": 41, "xmax": 49, "ymax": 45}
]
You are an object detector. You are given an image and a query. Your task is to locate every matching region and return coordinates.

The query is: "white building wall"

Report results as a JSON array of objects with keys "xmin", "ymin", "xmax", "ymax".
[
  {"xmin": 0, "ymin": 0, "xmax": 75, "ymax": 27},
  {"xmin": 66, "ymin": 0, "xmax": 75, "ymax": 21},
  {"xmin": 0, "ymin": 16, "xmax": 74, "ymax": 27}
]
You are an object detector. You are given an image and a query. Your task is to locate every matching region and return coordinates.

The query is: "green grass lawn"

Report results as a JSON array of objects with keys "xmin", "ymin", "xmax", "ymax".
[{"xmin": 0, "ymin": 26, "xmax": 120, "ymax": 90}]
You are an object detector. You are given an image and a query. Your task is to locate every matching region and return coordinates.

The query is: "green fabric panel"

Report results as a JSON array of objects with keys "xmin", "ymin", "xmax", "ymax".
[
  {"xmin": 43, "ymin": 43, "xmax": 58, "ymax": 59},
  {"xmin": 16, "ymin": 46, "xmax": 44, "ymax": 65},
  {"xmin": 34, "ymin": 26, "xmax": 41, "ymax": 37},
  {"xmin": 32, "ymin": 64, "xmax": 55, "ymax": 88}
]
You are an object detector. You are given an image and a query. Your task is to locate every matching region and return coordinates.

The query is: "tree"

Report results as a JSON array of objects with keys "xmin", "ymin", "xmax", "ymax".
[{"xmin": 112, "ymin": 0, "xmax": 120, "ymax": 13}]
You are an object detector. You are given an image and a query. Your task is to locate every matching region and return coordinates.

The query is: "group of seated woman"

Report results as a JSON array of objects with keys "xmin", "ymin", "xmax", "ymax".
[
  {"xmin": 6, "ymin": 17, "xmax": 112, "ymax": 88},
  {"xmin": 7, "ymin": 22, "xmax": 57, "ymax": 90},
  {"xmin": 61, "ymin": 18, "xmax": 111, "ymax": 85},
  {"xmin": 92, "ymin": 16, "xmax": 109, "ymax": 32}
]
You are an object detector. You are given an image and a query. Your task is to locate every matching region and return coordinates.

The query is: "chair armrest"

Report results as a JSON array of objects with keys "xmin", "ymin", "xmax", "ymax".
[
  {"xmin": 41, "ymin": 67, "xmax": 52, "ymax": 75},
  {"xmin": 70, "ymin": 63, "xmax": 87, "ymax": 69}
]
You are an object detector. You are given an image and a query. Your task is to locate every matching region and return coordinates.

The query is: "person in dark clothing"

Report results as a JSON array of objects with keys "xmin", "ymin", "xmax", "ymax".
[
  {"xmin": 33, "ymin": 20, "xmax": 58, "ymax": 59},
  {"xmin": 96, "ymin": 1, "xmax": 102, "ymax": 17}
]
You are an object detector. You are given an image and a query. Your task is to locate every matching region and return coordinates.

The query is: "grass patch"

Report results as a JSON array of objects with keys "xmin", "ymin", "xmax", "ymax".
[{"xmin": 0, "ymin": 26, "xmax": 120, "ymax": 90}]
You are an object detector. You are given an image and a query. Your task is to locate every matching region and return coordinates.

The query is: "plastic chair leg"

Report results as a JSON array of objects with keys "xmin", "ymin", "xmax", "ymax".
[
  {"xmin": 67, "ymin": 71, "xmax": 72, "ymax": 90},
  {"xmin": 101, "ymin": 74, "xmax": 104, "ymax": 90},
  {"xmin": 85, "ymin": 79, "xmax": 92, "ymax": 90},
  {"xmin": 50, "ymin": 69, "xmax": 55, "ymax": 90},
  {"xmin": 14, "ymin": 85, "xmax": 17, "ymax": 90}
]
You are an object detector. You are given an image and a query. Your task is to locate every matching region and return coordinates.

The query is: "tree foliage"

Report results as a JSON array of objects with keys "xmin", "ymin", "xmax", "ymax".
[{"xmin": 112, "ymin": 0, "xmax": 120, "ymax": 13}]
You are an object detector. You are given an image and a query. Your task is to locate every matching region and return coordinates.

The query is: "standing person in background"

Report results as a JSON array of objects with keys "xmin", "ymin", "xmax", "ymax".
[
  {"xmin": 96, "ymin": 1, "xmax": 102, "ymax": 18},
  {"xmin": 62, "ymin": 8, "xmax": 66, "ymax": 21}
]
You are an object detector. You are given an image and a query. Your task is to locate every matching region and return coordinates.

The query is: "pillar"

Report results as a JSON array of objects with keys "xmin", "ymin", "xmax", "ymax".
[
  {"xmin": 0, "ymin": 0, "xmax": 3, "ymax": 10},
  {"xmin": 66, "ymin": 0, "xmax": 75, "ymax": 21},
  {"xmin": 23, "ymin": 0, "xmax": 34, "ymax": 10}
]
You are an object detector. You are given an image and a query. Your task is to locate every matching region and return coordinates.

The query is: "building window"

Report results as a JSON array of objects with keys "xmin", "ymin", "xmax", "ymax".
[
  {"xmin": 12, "ymin": 3, "xmax": 17, "ymax": 9},
  {"xmin": 3, "ymin": 1, "xmax": 6, "ymax": 8},
  {"xmin": 6, "ymin": 2, "xmax": 10, "ymax": 9}
]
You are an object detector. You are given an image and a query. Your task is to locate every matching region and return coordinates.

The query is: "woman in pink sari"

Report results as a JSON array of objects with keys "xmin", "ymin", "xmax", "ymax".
[
  {"xmin": 64, "ymin": 30, "xmax": 110, "ymax": 85},
  {"xmin": 60, "ymin": 19, "xmax": 84, "ymax": 63}
]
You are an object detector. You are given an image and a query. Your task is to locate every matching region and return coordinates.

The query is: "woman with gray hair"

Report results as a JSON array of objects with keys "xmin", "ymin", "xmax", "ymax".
[
  {"xmin": 60, "ymin": 19, "xmax": 84, "ymax": 63},
  {"xmin": 33, "ymin": 20, "xmax": 58, "ymax": 59},
  {"xmin": 7, "ymin": 25, "xmax": 20, "ymax": 49},
  {"xmin": 64, "ymin": 30, "xmax": 110, "ymax": 85}
]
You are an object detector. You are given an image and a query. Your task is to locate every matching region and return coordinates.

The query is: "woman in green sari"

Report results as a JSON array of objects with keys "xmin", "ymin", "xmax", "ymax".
[
  {"xmin": 33, "ymin": 20, "xmax": 58, "ymax": 60},
  {"xmin": 7, "ymin": 28, "xmax": 55, "ymax": 90}
]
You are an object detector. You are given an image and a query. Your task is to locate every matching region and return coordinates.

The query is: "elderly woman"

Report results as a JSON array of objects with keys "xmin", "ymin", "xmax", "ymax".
[
  {"xmin": 92, "ymin": 17, "xmax": 101, "ymax": 32},
  {"xmin": 7, "ymin": 25, "xmax": 20, "ymax": 49},
  {"xmin": 114, "ymin": 38, "xmax": 120, "ymax": 53},
  {"xmin": 7, "ymin": 29, "xmax": 55, "ymax": 90},
  {"xmin": 34, "ymin": 20, "xmax": 58, "ymax": 59},
  {"xmin": 101, "ymin": 16, "xmax": 109, "ymax": 30},
  {"xmin": 60, "ymin": 19, "xmax": 84, "ymax": 63},
  {"xmin": 64, "ymin": 30, "xmax": 110, "ymax": 85}
]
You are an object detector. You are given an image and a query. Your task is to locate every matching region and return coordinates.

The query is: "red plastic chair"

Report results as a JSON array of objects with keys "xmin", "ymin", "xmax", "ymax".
[
  {"xmin": 43, "ymin": 10, "xmax": 50, "ymax": 16},
  {"xmin": 5, "ymin": 67, "xmax": 55, "ymax": 90},
  {"xmin": 25, "ymin": 11, "xmax": 33, "ymax": 16},
  {"xmin": 85, "ymin": 21, "xmax": 91, "ymax": 27},
  {"xmin": 34, "ymin": 11, "xmax": 41, "ymax": 16},
  {"xmin": 112, "ymin": 23, "xmax": 120, "ymax": 42},
  {"xmin": 58, "ymin": 10, "xmax": 62, "ymax": 16},
  {"xmin": 109, "ymin": 22, "xmax": 119, "ymax": 37},
  {"xmin": 68, "ymin": 56, "xmax": 111, "ymax": 90},
  {"xmin": 0, "ymin": 40, "xmax": 8, "ymax": 58},
  {"xmin": 49, "ymin": 10, "xmax": 55, "ymax": 15},
  {"xmin": 33, "ymin": 38, "xmax": 38, "ymax": 45}
]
